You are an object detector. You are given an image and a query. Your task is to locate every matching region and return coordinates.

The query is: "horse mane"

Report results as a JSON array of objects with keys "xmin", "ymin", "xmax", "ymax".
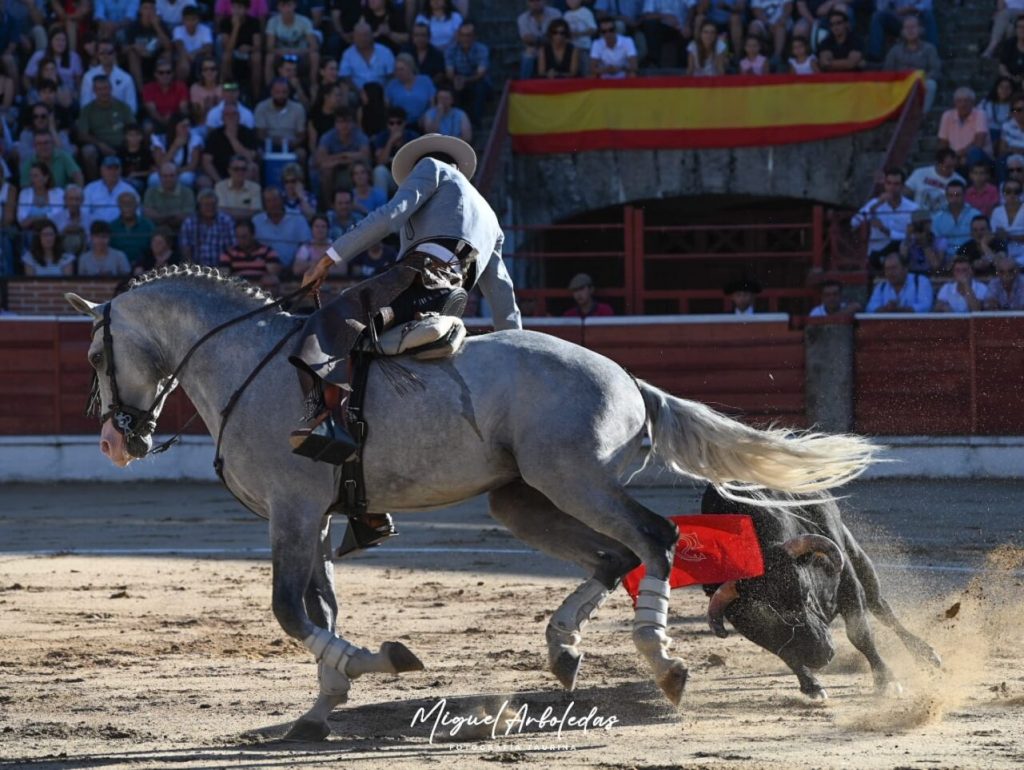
[{"xmin": 127, "ymin": 264, "xmax": 277, "ymax": 307}]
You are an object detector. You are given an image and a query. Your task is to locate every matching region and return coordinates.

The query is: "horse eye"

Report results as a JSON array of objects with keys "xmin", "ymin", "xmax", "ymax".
[{"xmin": 90, "ymin": 351, "xmax": 103, "ymax": 366}]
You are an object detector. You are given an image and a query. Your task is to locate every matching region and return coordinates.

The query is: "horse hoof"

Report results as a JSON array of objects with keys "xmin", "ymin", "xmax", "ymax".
[
  {"xmin": 551, "ymin": 650, "xmax": 583, "ymax": 691},
  {"xmin": 383, "ymin": 641, "xmax": 424, "ymax": 673},
  {"xmin": 656, "ymin": 661, "xmax": 689, "ymax": 706},
  {"xmin": 284, "ymin": 718, "xmax": 330, "ymax": 742},
  {"xmin": 803, "ymin": 687, "xmax": 828, "ymax": 701},
  {"xmin": 878, "ymin": 680, "xmax": 904, "ymax": 698}
]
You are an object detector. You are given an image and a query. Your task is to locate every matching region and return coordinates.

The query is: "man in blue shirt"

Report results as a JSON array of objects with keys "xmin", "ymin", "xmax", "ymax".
[
  {"xmin": 252, "ymin": 186, "xmax": 312, "ymax": 275},
  {"xmin": 866, "ymin": 250, "xmax": 935, "ymax": 313},
  {"xmin": 340, "ymin": 21, "xmax": 396, "ymax": 93},
  {"xmin": 444, "ymin": 21, "xmax": 490, "ymax": 127},
  {"xmin": 932, "ymin": 180, "xmax": 982, "ymax": 258}
]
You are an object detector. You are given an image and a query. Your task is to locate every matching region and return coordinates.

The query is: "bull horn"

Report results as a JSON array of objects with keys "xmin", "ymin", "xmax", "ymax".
[
  {"xmin": 707, "ymin": 581, "xmax": 740, "ymax": 638},
  {"xmin": 782, "ymin": 534, "xmax": 845, "ymax": 573}
]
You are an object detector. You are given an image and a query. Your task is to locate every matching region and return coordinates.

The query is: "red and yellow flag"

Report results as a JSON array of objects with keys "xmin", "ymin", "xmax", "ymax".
[{"xmin": 508, "ymin": 72, "xmax": 923, "ymax": 154}]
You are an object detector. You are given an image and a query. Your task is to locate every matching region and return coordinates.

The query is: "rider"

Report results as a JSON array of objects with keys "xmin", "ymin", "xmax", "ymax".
[{"xmin": 289, "ymin": 134, "xmax": 522, "ymax": 551}]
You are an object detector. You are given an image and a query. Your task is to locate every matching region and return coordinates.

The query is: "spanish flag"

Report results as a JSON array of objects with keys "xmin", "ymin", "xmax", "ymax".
[{"xmin": 509, "ymin": 72, "xmax": 923, "ymax": 154}]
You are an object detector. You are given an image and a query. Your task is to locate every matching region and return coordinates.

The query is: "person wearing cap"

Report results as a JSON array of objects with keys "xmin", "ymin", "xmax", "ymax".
[
  {"xmin": 724, "ymin": 276, "xmax": 761, "ymax": 315},
  {"xmin": 564, "ymin": 273, "xmax": 614, "ymax": 318},
  {"xmin": 900, "ymin": 208, "xmax": 943, "ymax": 274},
  {"xmin": 204, "ymin": 81, "xmax": 256, "ymax": 130},
  {"xmin": 291, "ymin": 133, "xmax": 521, "ymax": 462},
  {"xmin": 83, "ymin": 155, "xmax": 140, "ymax": 224}
]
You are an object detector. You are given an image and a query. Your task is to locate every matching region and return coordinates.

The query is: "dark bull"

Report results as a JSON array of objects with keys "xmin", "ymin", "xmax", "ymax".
[{"xmin": 700, "ymin": 486, "xmax": 942, "ymax": 699}]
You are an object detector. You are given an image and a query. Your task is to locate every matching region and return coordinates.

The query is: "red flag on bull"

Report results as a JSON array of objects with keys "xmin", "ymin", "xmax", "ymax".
[{"xmin": 622, "ymin": 515, "xmax": 765, "ymax": 604}]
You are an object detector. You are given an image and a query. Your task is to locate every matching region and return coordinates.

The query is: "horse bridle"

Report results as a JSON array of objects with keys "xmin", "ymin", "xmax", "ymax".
[{"xmin": 86, "ymin": 284, "xmax": 312, "ymax": 458}]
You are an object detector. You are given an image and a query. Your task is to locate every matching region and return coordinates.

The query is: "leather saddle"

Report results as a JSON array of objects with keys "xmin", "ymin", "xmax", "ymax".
[{"xmin": 356, "ymin": 312, "xmax": 467, "ymax": 361}]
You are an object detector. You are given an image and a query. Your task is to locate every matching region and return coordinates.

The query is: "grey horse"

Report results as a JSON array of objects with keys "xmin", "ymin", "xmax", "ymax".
[{"xmin": 66, "ymin": 266, "xmax": 877, "ymax": 741}]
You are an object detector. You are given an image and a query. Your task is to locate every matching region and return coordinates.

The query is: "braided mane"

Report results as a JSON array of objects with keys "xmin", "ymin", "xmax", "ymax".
[{"xmin": 128, "ymin": 264, "xmax": 276, "ymax": 306}]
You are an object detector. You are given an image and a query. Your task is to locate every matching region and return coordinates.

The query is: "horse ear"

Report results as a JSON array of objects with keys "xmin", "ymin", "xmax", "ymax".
[{"xmin": 65, "ymin": 293, "xmax": 102, "ymax": 320}]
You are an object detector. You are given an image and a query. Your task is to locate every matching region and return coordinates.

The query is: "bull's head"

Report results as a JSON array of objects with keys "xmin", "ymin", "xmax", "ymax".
[{"xmin": 707, "ymin": 535, "xmax": 845, "ymax": 670}]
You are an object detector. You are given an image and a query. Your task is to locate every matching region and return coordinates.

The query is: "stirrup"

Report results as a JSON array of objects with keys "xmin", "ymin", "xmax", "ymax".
[
  {"xmin": 289, "ymin": 412, "xmax": 359, "ymax": 465},
  {"xmin": 336, "ymin": 513, "xmax": 398, "ymax": 558},
  {"xmin": 439, "ymin": 288, "xmax": 468, "ymax": 318}
]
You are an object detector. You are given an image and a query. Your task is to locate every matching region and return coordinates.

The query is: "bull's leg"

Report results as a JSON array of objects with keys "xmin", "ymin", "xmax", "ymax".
[
  {"xmin": 271, "ymin": 508, "xmax": 424, "ymax": 741},
  {"xmin": 788, "ymin": 664, "xmax": 828, "ymax": 700},
  {"xmin": 488, "ymin": 481, "xmax": 639, "ymax": 691},
  {"xmin": 843, "ymin": 526, "xmax": 942, "ymax": 668},
  {"xmin": 838, "ymin": 574, "xmax": 902, "ymax": 696}
]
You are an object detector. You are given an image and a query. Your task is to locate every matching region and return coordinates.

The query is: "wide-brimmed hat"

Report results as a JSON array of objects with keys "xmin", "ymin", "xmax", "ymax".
[
  {"xmin": 391, "ymin": 134, "xmax": 477, "ymax": 185},
  {"xmin": 724, "ymin": 277, "xmax": 762, "ymax": 295}
]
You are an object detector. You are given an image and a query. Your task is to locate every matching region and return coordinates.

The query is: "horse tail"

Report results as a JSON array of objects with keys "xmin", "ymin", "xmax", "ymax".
[{"xmin": 637, "ymin": 380, "xmax": 877, "ymax": 502}]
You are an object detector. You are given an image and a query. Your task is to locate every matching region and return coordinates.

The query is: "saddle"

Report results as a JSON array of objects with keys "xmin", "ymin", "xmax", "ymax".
[{"xmin": 356, "ymin": 312, "xmax": 468, "ymax": 360}]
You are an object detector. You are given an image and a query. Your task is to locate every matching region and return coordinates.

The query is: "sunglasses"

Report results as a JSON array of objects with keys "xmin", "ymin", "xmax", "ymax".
[
  {"xmin": 388, "ymin": 119, "xmax": 404, "ymax": 125},
  {"xmin": 33, "ymin": 112, "xmax": 49, "ymax": 118},
  {"xmin": 1005, "ymin": 188, "xmax": 1022, "ymax": 195},
  {"xmin": 600, "ymin": 27, "xmax": 615, "ymax": 33},
  {"xmin": 551, "ymin": 29, "xmax": 567, "ymax": 35},
  {"xmin": 1014, "ymin": 107, "xmax": 1024, "ymax": 113},
  {"xmin": 157, "ymin": 69, "xmax": 171, "ymax": 74},
  {"xmin": 997, "ymin": 268, "xmax": 1018, "ymax": 275}
]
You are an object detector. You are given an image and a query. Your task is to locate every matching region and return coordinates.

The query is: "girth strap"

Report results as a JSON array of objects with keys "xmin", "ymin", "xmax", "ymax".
[{"xmin": 332, "ymin": 350, "xmax": 373, "ymax": 518}]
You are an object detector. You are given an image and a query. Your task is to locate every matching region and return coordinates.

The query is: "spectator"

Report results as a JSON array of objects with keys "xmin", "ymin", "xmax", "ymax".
[
  {"xmin": 125, "ymin": 0, "xmax": 173, "ymax": 87},
  {"xmin": 640, "ymin": 0, "xmax": 690, "ymax": 69},
  {"xmin": 17, "ymin": 162, "xmax": 66, "ymax": 231},
  {"xmin": 882, "ymin": 15, "xmax": 940, "ymax": 113},
  {"xmin": 422, "ymin": 82, "xmax": 472, "ymax": 141},
  {"xmin": 867, "ymin": 3, "xmax": 938, "ymax": 62},
  {"xmin": 386, "ymin": 53, "xmax": 436, "ymax": 124},
  {"xmin": 361, "ymin": 0, "xmax": 409, "ymax": 55},
  {"xmin": 20, "ymin": 130, "xmax": 83, "ymax": 189},
  {"xmin": 150, "ymin": 116, "xmax": 203, "ymax": 188},
  {"xmin": 18, "ymin": 92, "xmax": 73, "ymax": 160},
  {"xmin": 899, "ymin": 209, "xmax": 943, "ymax": 274},
  {"xmin": 110, "ymin": 190, "xmax": 156, "ymax": 266},
  {"xmin": 982, "ymin": 0, "xmax": 1024, "ymax": 59},
  {"xmin": 991, "ymin": 178, "xmax": 1024, "ymax": 266},
  {"xmin": 404, "ymin": 22, "xmax": 447, "ymax": 85},
  {"xmin": 563, "ymin": 0, "xmax": 598, "ymax": 74},
  {"xmin": 687, "ymin": 21, "xmax": 727, "ymax": 76},
  {"xmin": 78, "ymin": 220, "xmax": 133, "ymax": 277},
  {"xmin": 95, "ymin": 0, "xmax": 141, "ymax": 46},
  {"xmin": 341, "ymin": 21, "xmax": 396, "ymax": 94},
  {"xmin": 143, "ymin": 162, "xmax": 196, "ymax": 227},
  {"xmin": 360, "ymin": 81, "xmax": 389, "ymax": 136},
  {"xmin": 905, "ymin": 148, "xmax": 964, "ymax": 213},
  {"xmin": 789, "ymin": 36, "xmax": 821, "ymax": 74},
  {"xmin": 595, "ymin": 0, "xmax": 644, "ymax": 37},
  {"xmin": 255, "ymin": 77, "xmax": 308, "ymax": 160},
  {"xmin": 142, "ymin": 58, "xmax": 189, "ymax": 135},
  {"xmin": 273, "ymin": 47, "xmax": 313, "ymax": 109},
  {"xmin": 565, "ymin": 272, "xmax": 615, "ymax": 317},
  {"xmin": 537, "ymin": 18, "xmax": 581, "ymax": 78},
  {"xmin": 189, "ymin": 55, "xmax": 223, "ymax": 126},
  {"xmin": 157, "ymin": 0, "xmax": 192, "ymax": 26},
  {"xmin": 818, "ymin": 11, "xmax": 864, "ymax": 72},
  {"xmin": 591, "ymin": 17, "xmax": 639, "ymax": 78},
  {"xmin": 0, "ymin": 165, "xmax": 15, "ymax": 272},
  {"xmin": 349, "ymin": 159, "xmax": 387, "ymax": 216},
  {"xmin": 371, "ymin": 107, "xmax": 419, "ymax": 193},
  {"xmin": 134, "ymin": 227, "xmax": 181, "ymax": 274},
  {"xmin": 314, "ymin": 107, "xmax": 371, "ymax": 205},
  {"xmin": 119, "ymin": 124, "xmax": 158, "ymax": 196},
  {"xmin": 865, "ymin": 251, "xmax": 934, "ymax": 313},
  {"xmin": 21, "ymin": 219, "xmax": 75, "ymax": 276},
  {"xmin": 347, "ymin": 239, "xmax": 399, "ymax": 278},
  {"xmin": 749, "ymin": 0, "xmax": 791, "ymax": 67},
  {"xmin": 933, "ymin": 180, "xmax": 982, "ymax": 256},
  {"xmin": 280, "ymin": 162, "xmax": 317, "ymax": 219},
  {"xmin": 205, "ymin": 81, "xmax": 256, "ymax": 130},
  {"xmin": 84, "ymin": 156, "xmax": 140, "ymax": 224},
  {"xmin": 519, "ymin": 0, "xmax": 562, "ymax": 79},
  {"xmin": 308, "ymin": 82, "xmax": 347, "ymax": 150},
  {"xmin": 445, "ymin": 21, "xmax": 491, "ymax": 127},
  {"xmin": 251, "ymin": 186, "xmax": 311, "ymax": 274},
  {"xmin": 966, "ymin": 162, "xmax": 1000, "ymax": 218},
  {"xmin": 739, "ymin": 34, "xmax": 769, "ymax": 75},
  {"xmin": 180, "ymin": 189, "xmax": 236, "ymax": 267},
  {"xmin": 219, "ymin": 218, "xmax": 280, "ymax": 288},
  {"xmin": 218, "ymin": 0, "xmax": 263, "ymax": 100},
  {"xmin": 327, "ymin": 188, "xmax": 364, "ymax": 239},
  {"xmin": 60, "ymin": 185, "xmax": 91, "ymax": 257},
  {"xmin": 724, "ymin": 276, "xmax": 760, "ymax": 315},
  {"xmin": 997, "ymin": 15, "xmax": 1024, "ymax": 90},
  {"xmin": 934, "ymin": 255, "xmax": 989, "ymax": 312},
  {"xmin": 938, "ymin": 87, "xmax": 993, "ymax": 172},
  {"xmin": 416, "ymin": 0, "xmax": 464, "ymax": 51},
  {"xmin": 292, "ymin": 213, "xmax": 334, "ymax": 277},
  {"xmin": 851, "ymin": 167, "xmax": 918, "ymax": 270},
  {"xmin": 202, "ymin": 102, "xmax": 259, "ymax": 182},
  {"xmin": 998, "ymin": 92, "xmax": 1024, "ymax": 159},
  {"xmin": 77, "ymin": 76, "xmax": 136, "ymax": 180},
  {"xmin": 809, "ymin": 279, "xmax": 862, "ymax": 317},
  {"xmin": 984, "ymin": 253, "xmax": 1024, "ymax": 309},
  {"xmin": 215, "ymin": 154, "xmax": 263, "ymax": 221},
  {"xmin": 694, "ymin": 0, "xmax": 744, "ymax": 57},
  {"xmin": 960, "ymin": 215, "xmax": 1006, "ymax": 276},
  {"xmin": 81, "ymin": 40, "xmax": 139, "ymax": 114},
  {"xmin": 265, "ymin": 0, "xmax": 319, "ymax": 86},
  {"xmin": 793, "ymin": 0, "xmax": 846, "ymax": 42},
  {"xmin": 980, "ymin": 77, "xmax": 1014, "ymax": 149},
  {"xmin": 24, "ymin": 28, "xmax": 83, "ymax": 94},
  {"xmin": 1006, "ymin": 152, "xmax": 1024, "ymax": 188}
]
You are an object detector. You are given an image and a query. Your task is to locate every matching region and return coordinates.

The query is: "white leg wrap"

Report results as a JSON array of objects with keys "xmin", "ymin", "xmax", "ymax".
[
  {"xmin": 303, "ymin": 627, "xmax": 366, "ymax": 676},
  {"xmin": 634, "ymin": 576, "xmax": 670, "ymax": 630},
  {"xmin": 549, "ymin": 578, "xmax": 610, "ymax": 638}
]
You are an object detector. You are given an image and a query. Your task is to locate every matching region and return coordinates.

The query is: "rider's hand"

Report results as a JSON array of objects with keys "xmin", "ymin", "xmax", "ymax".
[{"xmin": 302, "ymin": 255, "xmax": 334, "ymax": 288}]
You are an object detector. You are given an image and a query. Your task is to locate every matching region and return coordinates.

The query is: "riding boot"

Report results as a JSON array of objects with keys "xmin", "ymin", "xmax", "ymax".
[{"xmin": 336, "ymin": 513, "xmax": 398, "ymax": 557}]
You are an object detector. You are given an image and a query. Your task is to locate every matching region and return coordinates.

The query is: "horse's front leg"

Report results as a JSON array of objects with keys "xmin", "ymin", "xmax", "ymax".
[{"xmin": 270, "ymin": 508, "xmax": 424, "ymax": 741}]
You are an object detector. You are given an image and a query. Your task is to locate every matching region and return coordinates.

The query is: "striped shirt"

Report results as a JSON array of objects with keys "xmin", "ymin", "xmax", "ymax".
[{"xmin": 219, "ymin": 242, "xmax": 280, "ymax": 280}]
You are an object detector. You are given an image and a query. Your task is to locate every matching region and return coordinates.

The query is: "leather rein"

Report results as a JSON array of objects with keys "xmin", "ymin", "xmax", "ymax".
[{"xmin": 86, "ymin": 283, "xmax": 312, "ymax": 467}]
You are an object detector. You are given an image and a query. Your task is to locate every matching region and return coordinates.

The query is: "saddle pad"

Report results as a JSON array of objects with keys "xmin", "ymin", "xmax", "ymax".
[{"xmin": 371, "ymin": 314, "xmax": 467, "ymax": 359}]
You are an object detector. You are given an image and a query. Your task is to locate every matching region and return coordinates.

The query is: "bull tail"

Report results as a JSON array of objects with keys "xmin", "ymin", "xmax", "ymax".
[{"xmin": 638, "ymin": 380, "xmax": 876, "ymax": 503}]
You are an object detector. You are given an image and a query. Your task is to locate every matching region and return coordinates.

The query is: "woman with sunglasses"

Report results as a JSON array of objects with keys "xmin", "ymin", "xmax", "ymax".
[
  {"xmin": 537, "ymin": 19, "xmax": 580, "ymax": 79},
  {"xmin": 190, "ymin": 55, "xmax": 224, "ymax": 125},
  {"xmin": 991, "ymin": 180, "xmax": 1024, "ymax": 265}
]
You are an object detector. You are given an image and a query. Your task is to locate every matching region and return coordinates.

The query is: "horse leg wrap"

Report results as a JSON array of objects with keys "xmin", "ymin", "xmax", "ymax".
[
  {"xmin": 548, "ymin": 578, "xmax": 610, "ymax": 647},
  {"xmin": 633, "ymin": 576, "xmax": 670, "ymax": 631},
  {"xmin": 304, "ymin": 627, "xmax": 366, "ymax": 678}
]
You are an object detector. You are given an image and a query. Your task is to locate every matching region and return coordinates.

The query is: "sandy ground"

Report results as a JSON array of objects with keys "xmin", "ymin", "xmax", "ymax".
[{"xmin": 0, "ymin": 479, "xmax": 1022, "ymax": 769}]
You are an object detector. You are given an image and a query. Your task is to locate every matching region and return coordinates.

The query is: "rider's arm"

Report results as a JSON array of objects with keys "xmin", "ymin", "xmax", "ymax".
[{"xmin": 476, "ymin": 232, "xmax": 523, "ymax": 331}]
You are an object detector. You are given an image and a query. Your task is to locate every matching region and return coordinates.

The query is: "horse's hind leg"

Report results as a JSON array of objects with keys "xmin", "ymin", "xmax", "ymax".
[{"xmin": 488, "ymin": 481, "xmax": 640, "ymax": 691}]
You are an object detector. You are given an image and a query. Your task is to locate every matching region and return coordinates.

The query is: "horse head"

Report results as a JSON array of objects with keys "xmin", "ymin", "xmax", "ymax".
[{"xmin": 66, "ymin": 292, "xmax": 178, "ymax": 466}]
